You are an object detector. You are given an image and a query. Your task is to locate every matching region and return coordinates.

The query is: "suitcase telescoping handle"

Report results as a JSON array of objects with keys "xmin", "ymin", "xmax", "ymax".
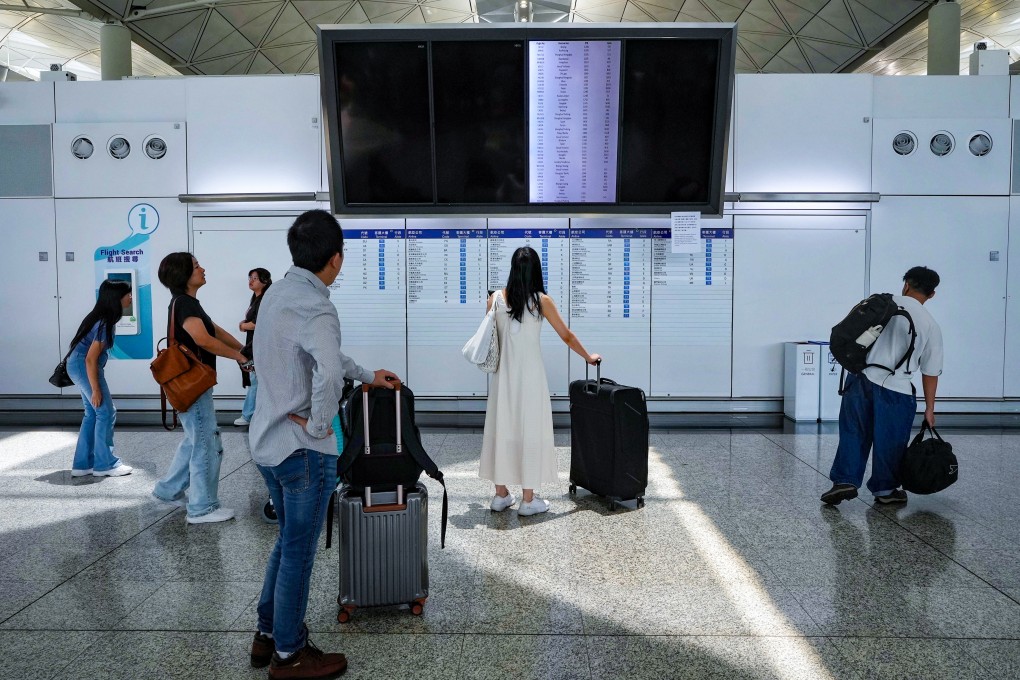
[
  {"xmin": 584, "ymin": 359, "xmax": 614, "ymax": 395},
  {"xmin": 360, "ymin": 379, "xmax": 405, "ymax": 511}
]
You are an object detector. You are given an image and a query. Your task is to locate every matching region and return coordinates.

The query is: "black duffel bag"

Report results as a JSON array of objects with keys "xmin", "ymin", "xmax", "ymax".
[{"xmin": 899, "ymin": 423, "xmax": 958, "ymax": 495}]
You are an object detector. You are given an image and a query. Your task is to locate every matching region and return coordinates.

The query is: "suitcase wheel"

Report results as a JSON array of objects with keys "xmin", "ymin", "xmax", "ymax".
[
  {"xmin": 337, "ymin": 607, "xmax": 355, "ymax": 624},
  {"xmin": 637, "ymin": 497, "xmax": 645, "ymax": 509},
  {"xmin": 409, "ymin": 601, "xmax": 425, "ymax": 616},
  {"xmin": 609, "ymin": 500, "xmax": 619, "ymax": 511},
  {"xmin": 568, "ymin": 484, "xmax": 577, "ymax": 495}
]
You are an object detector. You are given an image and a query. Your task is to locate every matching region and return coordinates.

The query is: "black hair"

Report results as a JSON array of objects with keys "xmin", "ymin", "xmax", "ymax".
[
  {"xmin": 287, "ymin": 210, "xmax": 344, "ymax": 273},
  {"xmin": 67, "ymin": 279, "xmax": 131, "ymax": 351},
  {"xmin": 248, "ymin": 267, "xmax": 272, "ymax": 304},
  {"xmin": 158, "ymin": 252, "xmax": 195, "ymax": 296},
  {"xmin": 903, "ymin": 266, "xmax": 940, "ymax": 297},
  {"xmin": 505, "ymin": 246, "xmax": 545, "ymax": 323}
]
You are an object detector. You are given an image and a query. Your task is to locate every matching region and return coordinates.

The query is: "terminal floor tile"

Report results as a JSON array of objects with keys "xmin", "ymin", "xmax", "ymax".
[{"xmin": 1, "ymin": 426, "xmax": 1019, "ymax": 679}]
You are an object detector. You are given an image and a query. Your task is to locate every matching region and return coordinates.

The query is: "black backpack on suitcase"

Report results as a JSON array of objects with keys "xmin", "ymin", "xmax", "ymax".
[
  {"xmin": 568, "ymin": 362, "xmax": 648, "ymax": 510},
  {"xmin": 829, "ymin": 293, "xmax": 916, "ymax": 394},
  {"xmin": 899, "ymin": 424, "xmax": 958, "ymax": 495},
  {"xmin": 327, "ymin": 381, "xmax": 447, "ymax": 549}
]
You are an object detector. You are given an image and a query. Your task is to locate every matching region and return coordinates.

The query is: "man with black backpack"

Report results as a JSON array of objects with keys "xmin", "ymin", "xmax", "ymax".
[
  {"xmin": 248, "ymin": 210, "xmax": 399, "ymax": 679},
  {"xmin": 821, "ymin": 266, "xmax": 943, "ymax": 507}
]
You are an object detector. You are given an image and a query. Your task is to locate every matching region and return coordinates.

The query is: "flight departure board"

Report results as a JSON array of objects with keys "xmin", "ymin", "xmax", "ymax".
[
  {"xmin": 650, "ymin": 221, "xmax": 733, "ymax": 396},
  {"xmin": 487, "ymin": 218, "xmax": 571, "ymax": 395},
  {"xmin": 332, "ymin": 218, "xmax": 408, "ymax": 378},
  {"xmin": 406, "ymin": 218, "xmax": 489, "ymax": 395},
  {"xmin": 529, "ymin": 40, "xmax": 621, "ymax": 203},
  {"xmin": 568, "ymin": 218, "xmax": 653, "ymax": 392}
]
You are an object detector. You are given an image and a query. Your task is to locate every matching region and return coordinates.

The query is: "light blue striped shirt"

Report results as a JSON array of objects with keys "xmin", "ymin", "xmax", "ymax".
[{"xmin": 249, "ymin": 266, "xmax": 374, "ymax": 467}]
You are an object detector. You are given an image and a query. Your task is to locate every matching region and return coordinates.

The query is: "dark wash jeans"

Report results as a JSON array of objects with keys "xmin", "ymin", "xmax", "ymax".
[
  {"xmin": 829, "ymin": 373, "xmax": 916, "ymax": 497},
  {"xmin": 256, "ymin": 449, "xmax": 338, "ymax": 654}
]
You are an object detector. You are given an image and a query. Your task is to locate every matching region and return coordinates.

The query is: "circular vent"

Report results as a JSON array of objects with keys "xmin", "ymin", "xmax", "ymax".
[
  {"xmin": 930, "ymin": 132, "xmax": 954, "ymax": 157},
  {"xmin": 969, "ymin": 132, "xmax": 992, "ymax": 157},
  {"xmin": 144, "ymin": 136, "xmax": 167, "ymax": 159},
  {"xmin": 892, "ymin": 132, "xmax": 916, "ymax": 156},
  {"xmin": 71, "ymin": 136, "xmax": 94, "ymax": 160},
  {"xmin": 108, "ymin": 136, "xmax": 130, "ymax": 160}
]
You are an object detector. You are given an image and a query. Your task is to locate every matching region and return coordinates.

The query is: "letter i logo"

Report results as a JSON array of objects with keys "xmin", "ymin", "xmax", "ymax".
[{"xmin": 139, "ymin": 207, "xmax": 146, "ymax": 232}]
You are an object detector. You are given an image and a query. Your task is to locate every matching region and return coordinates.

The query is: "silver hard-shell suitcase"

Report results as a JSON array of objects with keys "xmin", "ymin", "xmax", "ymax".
[{"xmin": 335, "ymin": 383, "xmax": 429, "ymax": 623}]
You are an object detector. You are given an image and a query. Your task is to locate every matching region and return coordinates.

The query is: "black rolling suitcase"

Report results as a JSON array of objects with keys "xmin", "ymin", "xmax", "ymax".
[{"xmin": 568, "ymin": 361, "xmax": 649, "ymax": 510}]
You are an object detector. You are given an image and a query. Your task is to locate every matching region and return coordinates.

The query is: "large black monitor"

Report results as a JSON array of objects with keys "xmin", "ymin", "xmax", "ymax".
[{"xmin": 318, "ymin": 23, "xmax": 736, "ymax": 216}]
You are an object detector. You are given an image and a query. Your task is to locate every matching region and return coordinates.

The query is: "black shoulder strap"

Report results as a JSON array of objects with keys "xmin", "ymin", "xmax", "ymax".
[{"xmin": 863, "ymin": 308, "xmax": 917, "ymax": 376}]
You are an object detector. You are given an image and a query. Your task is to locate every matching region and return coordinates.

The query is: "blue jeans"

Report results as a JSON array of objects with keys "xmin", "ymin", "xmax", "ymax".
[
  {"xmin": 241, "ymin": 372, "xmax": 258, "ymax": 422},
  {"xmin": 153, "ymin": 388, "xmax": 223, "ymax": 517},
  {"xmin": 66, "ymin": 353, "xmax": 121, "ymax": 472},
  {"xmin": 256, "ymin": 449, "xmax": 338, "ymax": 654},
  {"xmin": 830, "ymin": 373, "xmax": 916, "ymax": 496}
]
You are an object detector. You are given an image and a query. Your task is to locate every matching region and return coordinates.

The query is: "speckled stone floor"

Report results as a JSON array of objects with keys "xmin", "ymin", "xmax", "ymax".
[{"xmin": 2, "ymin": 424, "xmax": 1019, "ymax": 679}]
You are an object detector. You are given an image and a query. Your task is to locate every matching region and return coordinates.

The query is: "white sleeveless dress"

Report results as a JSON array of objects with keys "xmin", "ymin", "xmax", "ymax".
[{"xmin": 478, "ymin": 291, "xmax": 558, "ymax": 488}]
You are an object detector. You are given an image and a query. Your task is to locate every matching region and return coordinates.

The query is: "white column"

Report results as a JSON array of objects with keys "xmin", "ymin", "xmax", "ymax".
[
  {"xmin": 927, "ymin": 0, "xmax": 961, "ymax": 76},
  {"xmin": 100, "ymin": 22, "xmax": 132, "ymax": 80}
]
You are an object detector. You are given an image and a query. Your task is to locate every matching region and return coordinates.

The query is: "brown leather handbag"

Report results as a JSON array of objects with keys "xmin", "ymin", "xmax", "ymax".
[{"xmin": 150, "ymin": 298, "xmax": 217, "ymax": 423}]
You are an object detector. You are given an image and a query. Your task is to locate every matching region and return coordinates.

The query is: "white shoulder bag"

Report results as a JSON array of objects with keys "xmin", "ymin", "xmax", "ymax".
[{"xmin": 461, "ymin": 299, "xmax": 500, "ymax": 373}]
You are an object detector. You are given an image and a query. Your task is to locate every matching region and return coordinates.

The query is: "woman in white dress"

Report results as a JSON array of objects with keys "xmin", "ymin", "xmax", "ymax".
[{"xmin": 479, "ymin": 247, "xmax": 600, "ymax": 516}]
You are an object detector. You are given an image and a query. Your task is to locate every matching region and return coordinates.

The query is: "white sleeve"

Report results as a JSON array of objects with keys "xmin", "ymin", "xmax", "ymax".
[{"xmin": 918, "ymin": 321, "xmax": 943, "ymax": 377}]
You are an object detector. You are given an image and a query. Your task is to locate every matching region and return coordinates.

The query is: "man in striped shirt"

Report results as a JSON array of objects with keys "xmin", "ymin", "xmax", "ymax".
[{"xmin": 249, "ymin": 210, "xmax": 398, "ymax": 679}]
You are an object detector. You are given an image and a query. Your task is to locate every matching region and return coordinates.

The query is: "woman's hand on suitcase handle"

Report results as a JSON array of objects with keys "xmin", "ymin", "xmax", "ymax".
[
  {"xmin": 287, "ymin": 413, "xmax": 334, "ymax": 437},
  {"xmin": 586, "ymin": 354, "xmax": 602, "ymax": 366}
]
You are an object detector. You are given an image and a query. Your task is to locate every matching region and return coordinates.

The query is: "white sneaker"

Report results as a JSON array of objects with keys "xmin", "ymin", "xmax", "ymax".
[
  {"xmin": 234, "ymin": 417, "xmax": 250, "ymax": 427},
  {"xmin": 518, "ymin": 497, "xmax": 550, "ymax": 516},
  {"xmin": 187, "ymin": 507, "xmax": 236, "ymax": 524},
  {"xmin": 490, "ymin": 492, "xmax": 517, "ymax": 512},
  {"xmin": 71, "ymin": 468, "xmax": 93, "ymax": 477},
  {"xmin": 94, "ymin": 465, "xmax": 132, "ymax": 477}
]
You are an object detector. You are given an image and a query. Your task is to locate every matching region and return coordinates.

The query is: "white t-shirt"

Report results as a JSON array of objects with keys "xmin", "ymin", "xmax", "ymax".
[{"xmin": 863, "ymin": 295, "xmax": 943, "ymax": 396}]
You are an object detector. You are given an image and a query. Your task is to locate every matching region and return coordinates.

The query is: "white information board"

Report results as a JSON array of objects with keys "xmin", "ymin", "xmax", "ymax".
[
  {"xmin": 406, "ymin": 218, "xmax": 488, "ymax": 396},
  {"xmin": 651, "ymin": 222, "xmax": 733, "ymax": 396},
  {"xmin": 568, "ymin": 220, "xmax": 652, "ymax": 392},
  {"xmin": 529, "ymin": 40, "xmax": 621, "ymax": 203},
  {"xmin": 332, "ymin": 219, "xmax": 408, "ymax": 379},
  {"xmin": 487, "ymin": 218, "xmax": 571, "ymax": 395}
]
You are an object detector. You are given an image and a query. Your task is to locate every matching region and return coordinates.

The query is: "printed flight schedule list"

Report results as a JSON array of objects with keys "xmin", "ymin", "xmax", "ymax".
[
  {"xmin": 488, "ymin": 220, "xmax": 570, "ymax": 395},
  {"xmin": 651, "ymin": 226, "xmax": 733, "ymax": 396},
  {"xmin": 529, "ymin": 40, "xmax": 621, "ymax": 203},
  {"xmin": 406, "ymin": 222, "xmax": 488, "ymax": 395},
  {"xmin": 329, "ymin": 223, "xmax": 407, "ymax": 378},
  {"xmin": 569, "ymin": 226, "xmax": 652, "ymax": 392}
]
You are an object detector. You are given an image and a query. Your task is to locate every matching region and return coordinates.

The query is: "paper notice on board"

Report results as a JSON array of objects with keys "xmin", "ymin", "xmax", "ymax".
[{"xmin": 670, "ymin": 212, "xmax": 700, "ymax": 253}]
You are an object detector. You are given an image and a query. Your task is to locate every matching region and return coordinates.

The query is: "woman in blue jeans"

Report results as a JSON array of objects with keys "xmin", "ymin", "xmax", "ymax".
[
  {"xmin": 235, "ymin": 267, "xmax": 271, "ymax": 428},
  {"xmin": 152, "ymin": 252, "xmax": 251, "ymax": 525},
  {"xmin": 66, "ymin": 279, "xmax": 134, "ymax": 477}
]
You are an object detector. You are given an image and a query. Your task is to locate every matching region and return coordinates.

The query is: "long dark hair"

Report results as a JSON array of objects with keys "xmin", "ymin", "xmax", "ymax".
[
  {"xmin": 248, "ymin": 267, "xmax": 272, "ymax": 305},
  {"xmin": 505, "ymin": 247, "xmax": 545, "ymax": 322},
  {"xmin": 68, "ymin": 279, "xmax": 131, "ymax": 351}
]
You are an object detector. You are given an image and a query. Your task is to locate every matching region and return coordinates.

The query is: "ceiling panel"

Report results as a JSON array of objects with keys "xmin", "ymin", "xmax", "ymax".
[{"xmin": 6, "ymin": 0, "xmax": 1016, "ymax": 80}]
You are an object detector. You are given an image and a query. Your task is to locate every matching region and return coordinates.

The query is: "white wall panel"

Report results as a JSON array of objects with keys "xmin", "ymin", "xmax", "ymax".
[
  {"xmin": 53, "ymin": 122, "xmax": 187, "ymax": 198},
  {"xmin": 0, "ymin": 82, "xmax": 54, "ymax": 123},
  {"xmin": 732, "ymin": 215, "xmax": 867, "ymax": 398},
  {"xmin": 1007, "ymin": 76, "xmax": 1020, "ymax": 118},
  {"xmin": 876, "ymin": 76, "xmax": 1009, "ymax": 119},
  {"xmin": 870, "ymin": 196, "xmax": 1008, "ymax": 399},
  {"xmin": 192, "ymin": 217, "xmax": 297, "ymax": 397},
  {"xmin": 55, "ymin": 79, "xmax": 187, "ymax": 123},
  {"xmin": 1007, "ymin": 197, "xmax": 1020, "ymax": 397},
  {"xmin": 734, "ymin": 74, "xmax": 873, "ymax": 193},
  {"xmin": 185, "ymin": 76, "xmax": 321, "ymax": 194},
  {"xmin": 55, "ymin": 198, "xmax": 188, "ymax": 395},
  {"xmin": 0, "ymin": 199, "xmax": 60, "ymax": 394},
  {"xmin": 872, "ymin": 118, "xmax": 1010, "ymax": 196}
]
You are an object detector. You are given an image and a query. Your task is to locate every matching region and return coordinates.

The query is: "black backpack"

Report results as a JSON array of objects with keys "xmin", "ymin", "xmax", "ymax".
[
  {"xmin": 337, "ymin": 382, "xmax": 448, "ymax": 547},
  {"xmin": 899, "ymin": 424, "xmax": 958, "ymax": 495},
  {"xmin": 829, "ymin": 293, "xmax": 916, "ymax": 394}
]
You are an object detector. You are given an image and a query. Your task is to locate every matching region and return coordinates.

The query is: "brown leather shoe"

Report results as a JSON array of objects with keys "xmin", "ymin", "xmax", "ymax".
[
  {"xmin": 251, "ymin": 631, "xmax": 275, "ymax": 668},
  {"xmin": 269, "ymin": 639, "xmax": 348, "ymax": 679}
]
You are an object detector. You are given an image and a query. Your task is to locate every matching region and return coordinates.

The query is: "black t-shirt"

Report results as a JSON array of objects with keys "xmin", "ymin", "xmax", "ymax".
[{"xmin": 170, "ymin": 294, "xmax": 216, "ymax": 370}]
